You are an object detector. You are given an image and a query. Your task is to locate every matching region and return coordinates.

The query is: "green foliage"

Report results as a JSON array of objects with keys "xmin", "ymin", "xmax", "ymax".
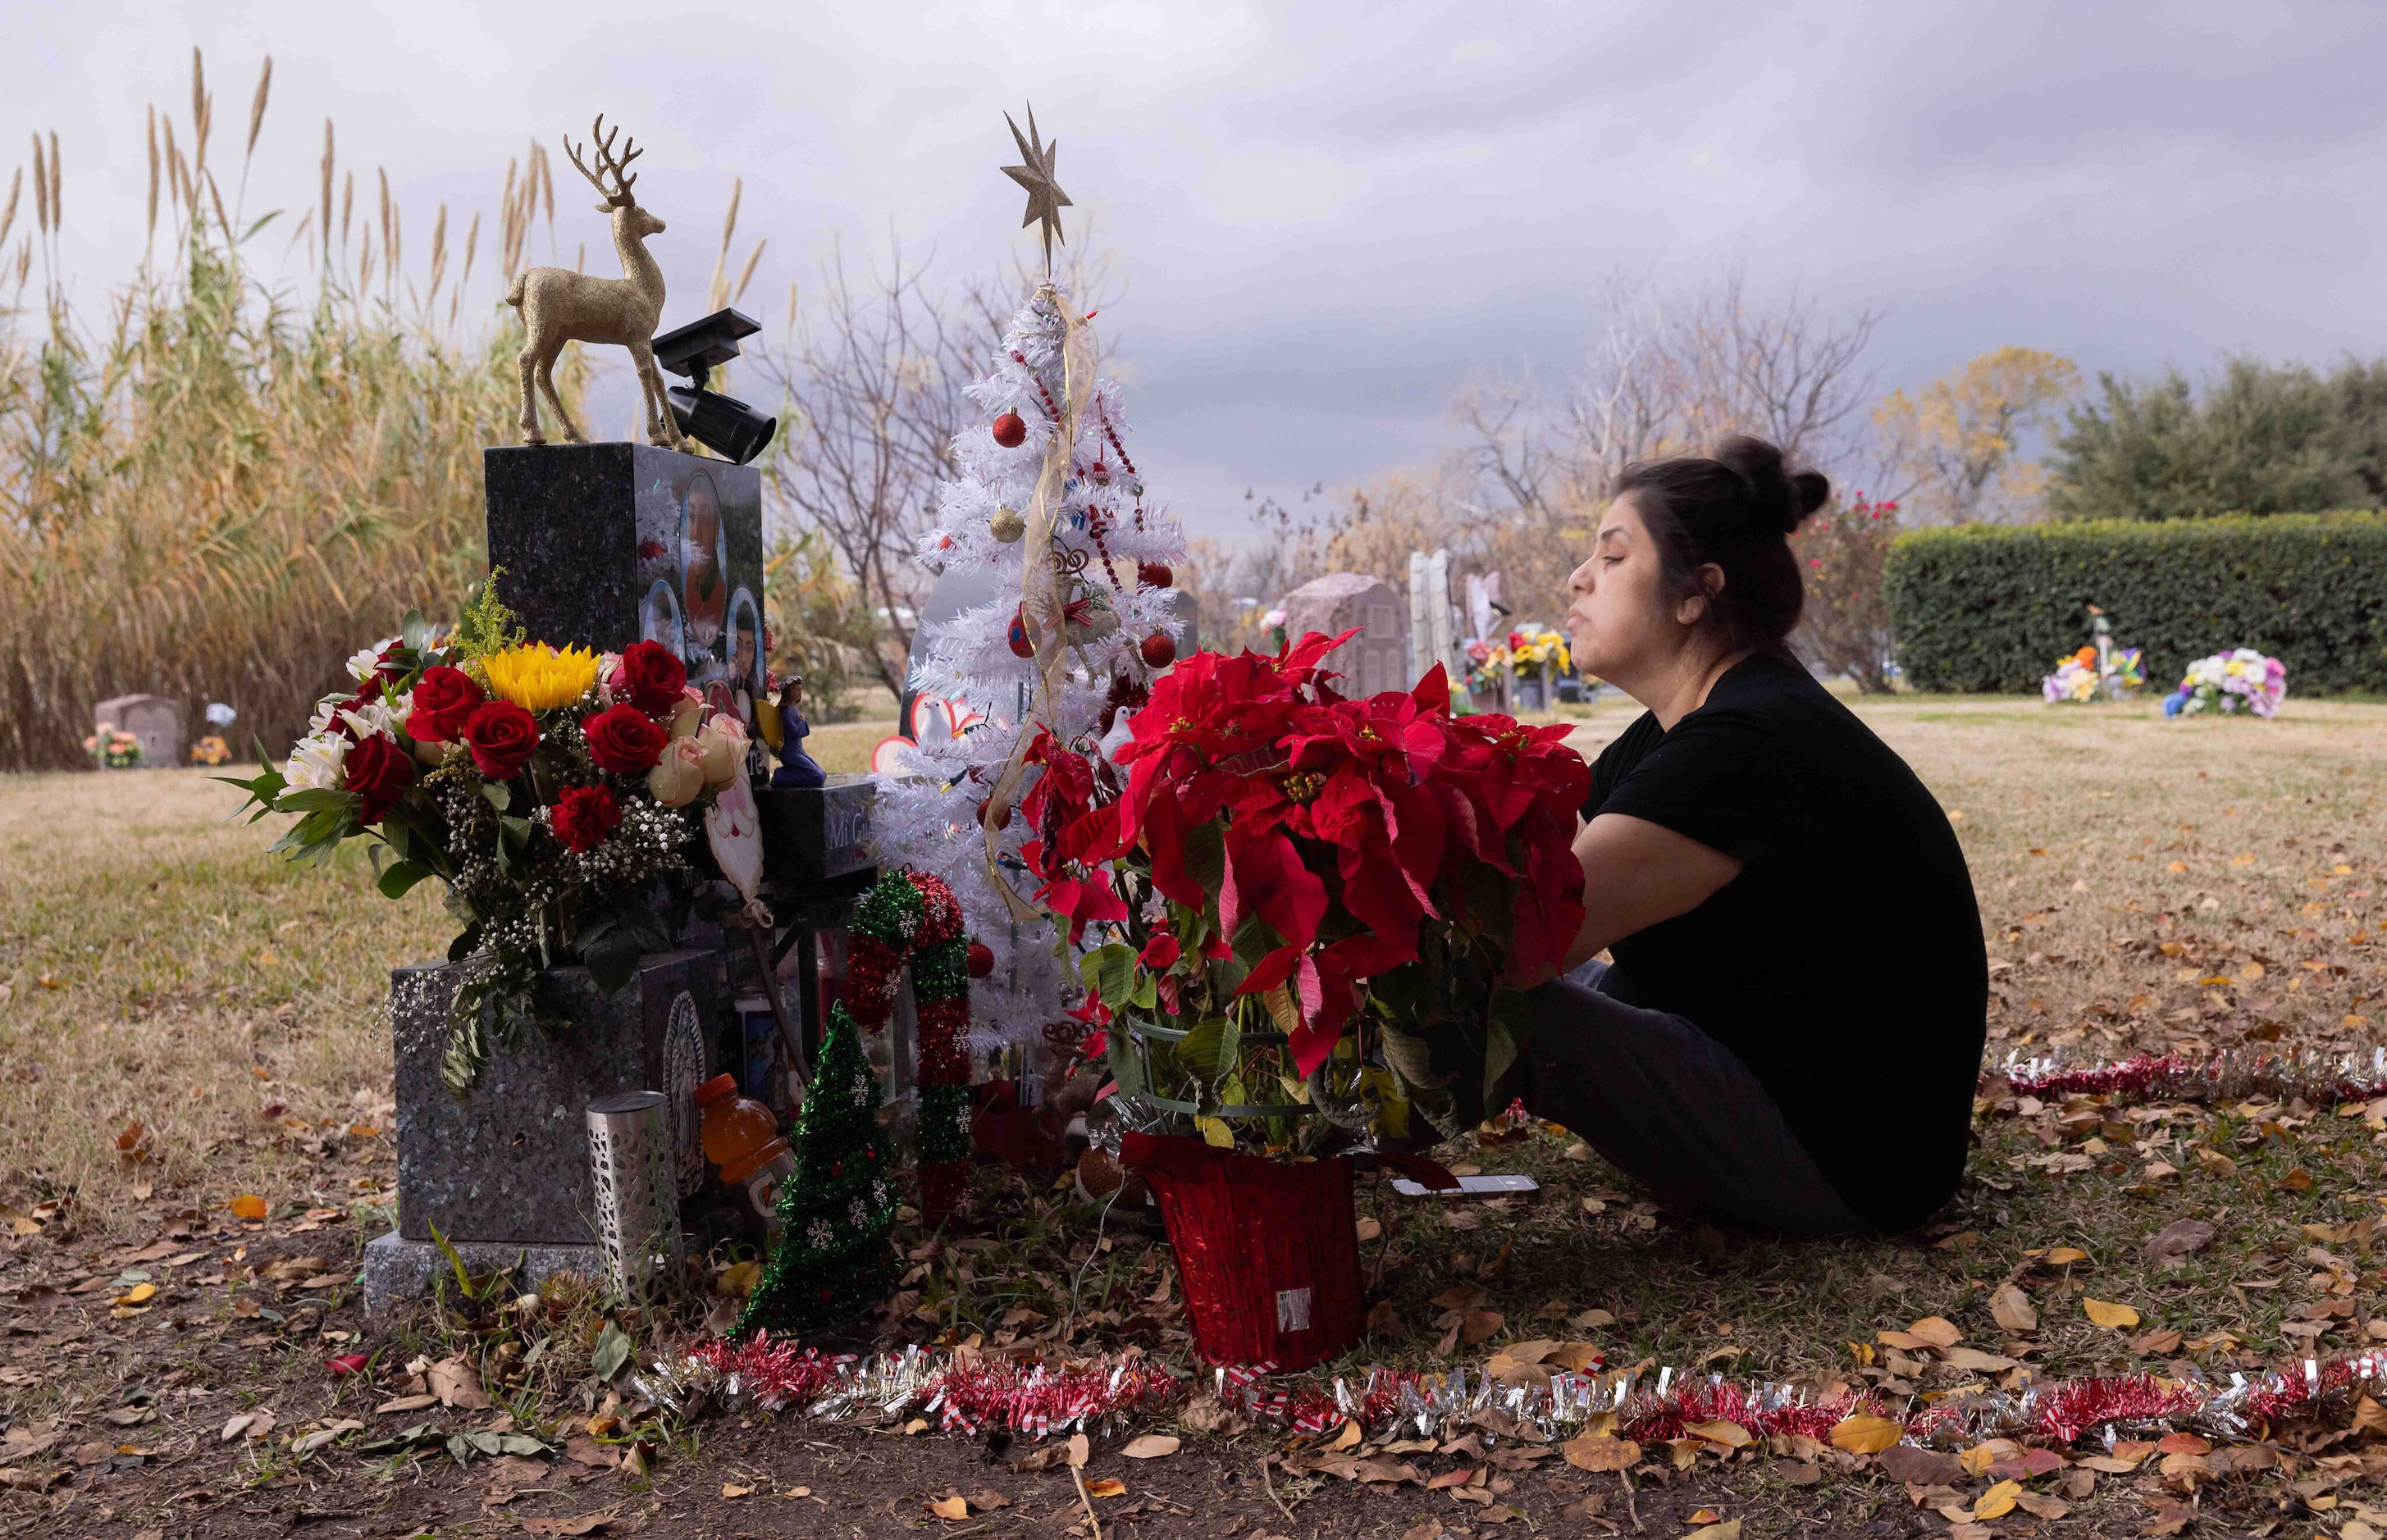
[
  {"xmin": 2047, "ymin": 358, "xmax": 2387, "ymax": 521},
  {"xmin": 764, "ymin": 530, "xmax": 881, "ymax": 722},
  {"xmin": 1883, "ymin": 512, "xmax": 2387, "ymax": 694},
  {"xmin": 450, "ymin": 567, "xmax": 527, "ymax": 661}
]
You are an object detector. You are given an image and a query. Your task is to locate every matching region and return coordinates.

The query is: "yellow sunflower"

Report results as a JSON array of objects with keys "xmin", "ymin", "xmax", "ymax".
[{"xmin": 484, "ymin": 643, "xmax": 600, "ymax": 712}]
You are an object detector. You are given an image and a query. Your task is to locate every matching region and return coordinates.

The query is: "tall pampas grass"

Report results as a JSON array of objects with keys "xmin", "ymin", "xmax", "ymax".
[{"xmin": 0, "ymin": 50, "xmax": 585, "ymax": 769}]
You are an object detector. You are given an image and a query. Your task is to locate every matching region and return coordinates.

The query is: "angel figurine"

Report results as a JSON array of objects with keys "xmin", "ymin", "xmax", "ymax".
[{"xmin": 769, "ymin": 676, "xmax": 827, "ymax": 790}]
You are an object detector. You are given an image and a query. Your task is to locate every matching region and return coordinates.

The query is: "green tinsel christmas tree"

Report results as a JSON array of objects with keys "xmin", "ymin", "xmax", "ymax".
[{"xmin": 737, "ymin": 1004, "xmax": 896, "ymax": 1337}]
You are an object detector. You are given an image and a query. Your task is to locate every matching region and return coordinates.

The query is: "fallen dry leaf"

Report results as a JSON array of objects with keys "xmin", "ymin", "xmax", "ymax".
[
  {"xmin": 1828, "ymin": 1415, "xmax": 1902, "ymax": 1456},
  {"xmin": 2132, "ymin": 1328, "xmax": 2185, "ymax": 1355},
  {"xmin": 2145, "ymin": 1219, "xmax": 2216, "ymax": 1262},
  {"xmin": 1974, "ymin": 1479, "xmax": 2021, "ymax": 1520},
  {"xmin": 1989, "ymin": 1284, "xmax": 2038, "ymax": 1334},
  {"xmin": 926, "ymin": 1495, "xmax": 968, "ymax": 1519},
  {"xmin": 2083, "ymin": 1298, "xmax": 2140, "ymax": 1329},
  {"xmin": 1460, "ymin": 1310, "xmax": 1505, "ymax": 1346},
  {"xmin": 427, "ymin": 1355, "xmax": 493, "ymax": 1410},
  {"xmin": 1942, "ymin": 1346, "xmax": 2016, "ymax": 1373},
  {"xmin": 522, "ymin": 1517, "xmax": 616, "ymax": 1536},
  {"xmin": 2016, "ymin": 1492, "xmax": 2070, "ymax": 1520},
  {"xmin": 1874, "ymin": 1445, "xmax": 1962, "ymax": 1485},
  {"xmin": 1685, "ymin": 1419, "xmax": 1752, "ymax": 1449},
  {"xmin": 1084, "ymin": 1477, "xmax": 1128, "ymax": 1498},
  {"xmin": 1905, "ymin": 1315, "xmax": 1961, "ymax": 1348},
  {"xmin": 1561, "ymin": 1435, "xmax": 1640, "ymax": 1472},
  {"xmin": 1066, "ymin": 1433, "xmax": 1090, "ymax": 1469},
  {"xmin": 1120, "ymin": 1434, "xmax": 1180, "ymax": 1459},
  {"xmin": 227, "ymin": 1194, "xmax": 267, "ymax": 1221},
  {"xmin": 722, "ymin": 1484, "xmax": 752, "ymax": 1500}
]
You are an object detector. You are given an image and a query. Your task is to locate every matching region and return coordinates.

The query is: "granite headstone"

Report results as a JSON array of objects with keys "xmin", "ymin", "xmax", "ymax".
[
  {"xmin": 94, "ymin": 694, "xmax": 185, "ymax": 769},
  {"xmin": 484, "ymin": 444, "xmax": 766, "ymax": 723}
]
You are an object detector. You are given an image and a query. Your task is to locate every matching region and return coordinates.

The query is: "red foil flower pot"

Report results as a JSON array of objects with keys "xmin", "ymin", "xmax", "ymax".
[{"xmin": 1120, "ymin": 1132, "xmax": 1364, "ymax": 1371}]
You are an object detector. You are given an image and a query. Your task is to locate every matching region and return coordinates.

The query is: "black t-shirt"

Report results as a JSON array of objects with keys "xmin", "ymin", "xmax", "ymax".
[{"xmin": 1582, "ymin": 653, "xmax": 1985, "ymax": 1230}]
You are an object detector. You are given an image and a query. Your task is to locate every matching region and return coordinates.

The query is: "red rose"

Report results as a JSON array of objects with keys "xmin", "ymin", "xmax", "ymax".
[
  {"xmin": 408, "ymin": 666, "xmax": 483, "ymax": 743},
  {"xmin": 463, "ymin": 700, "xmax": 541, "ymax": 780},
  {"xmin": 1139, "ymin": 933, "xmax": 1181, "ymax": 971},
  {"xmin": 582, "ymin": 702, "xmax": 667, "ymax": 775},
  {"xmin": 610, "ymin": 640, "xmax": 687, "ymax": 717},
  {"xmin": 550, "ymin": 783, "xmax": 623, "ymax": 854},
  {"xmin": 342, "ymin": 731, "xmax": 417, "ymax": 823}
]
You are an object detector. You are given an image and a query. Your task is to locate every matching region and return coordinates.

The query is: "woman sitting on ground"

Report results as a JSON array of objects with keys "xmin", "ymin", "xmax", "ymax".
[{"xmin": 1512, "ymin": 436, "xmax": 1985, "ymax": 1236}]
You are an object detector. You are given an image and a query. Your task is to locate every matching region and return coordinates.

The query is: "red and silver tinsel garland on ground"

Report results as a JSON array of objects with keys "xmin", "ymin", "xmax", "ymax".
[
  {"xmin": 1992, "ymin": 1046, "xmax": 2387, "ymax": 1107},
  {"xmin": 640, "ymin": 1336, "xmax": 2387, "ymax": 1456}
]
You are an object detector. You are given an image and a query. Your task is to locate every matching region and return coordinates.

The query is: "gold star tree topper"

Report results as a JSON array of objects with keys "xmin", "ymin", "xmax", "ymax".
[{"xmin": 1001, "ymin": 104, "xmax": 1071, "ymax": 271}]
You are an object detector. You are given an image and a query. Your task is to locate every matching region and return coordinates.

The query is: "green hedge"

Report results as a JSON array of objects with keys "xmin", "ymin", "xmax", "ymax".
[{"xmin": 1883, "ymin": 512, "xmax": 2387, "ymax": 694}]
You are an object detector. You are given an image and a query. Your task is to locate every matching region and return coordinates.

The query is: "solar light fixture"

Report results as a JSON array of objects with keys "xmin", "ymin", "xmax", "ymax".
[{"xmin": 652, "ymin": 307, "xmax": 778, "ymax": 465}]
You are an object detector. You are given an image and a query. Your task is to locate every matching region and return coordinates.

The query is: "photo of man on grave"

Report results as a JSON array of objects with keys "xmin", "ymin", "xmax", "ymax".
[
  {"xmin": 718, "ymin": 589, "xmax": 763, "ymax": 724},
  {"xmin": 680, "ymin": 470, "xmax": 728, "ymax": 661},
  {"xmin": 641, "ymin": 579, "xmax": 687, "ymax": 658}
]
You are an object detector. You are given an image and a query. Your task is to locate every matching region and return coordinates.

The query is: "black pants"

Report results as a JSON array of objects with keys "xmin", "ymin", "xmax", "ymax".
[{"xmin": 1515, "ymin": 962, "xmax": 1867, "ymax": 1235}]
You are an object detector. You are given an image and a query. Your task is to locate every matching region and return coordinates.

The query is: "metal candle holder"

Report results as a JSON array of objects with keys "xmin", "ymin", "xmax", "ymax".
[{"xmin": 586, "ymin": 1091, "xmax": 683, "ymax": 1301}]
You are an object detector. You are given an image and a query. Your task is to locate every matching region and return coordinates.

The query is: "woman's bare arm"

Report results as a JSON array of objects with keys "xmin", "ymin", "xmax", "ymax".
[{"xmin": 1525, "ymin": 813, "xmax": 1745, "ymax": 982}]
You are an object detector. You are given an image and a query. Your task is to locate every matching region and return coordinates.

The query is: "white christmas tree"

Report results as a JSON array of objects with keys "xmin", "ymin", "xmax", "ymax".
[{"xmin": 874, "ymin": 282, "xmax": 1188, "ymax": 1050}]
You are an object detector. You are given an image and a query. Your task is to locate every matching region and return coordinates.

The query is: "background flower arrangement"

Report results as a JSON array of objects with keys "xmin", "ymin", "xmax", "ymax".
[
  {"xmin": 2163, "ymin": 648, "xmax": 2287, "ymax": 718},
  {"xmin": 1031, "ymin": 631, "xmax": 1588, "ymax": 1154},
  {"xmin": 2040, "ymin": 643, "xmax": 2145, "ymax": 703},
  {"xmin": 226, "ymin": 575, "xmax": 746, "ymax": 1091},
  {"xmin": 82, "ymin": 727, "xmax": 140, "ymax": 768}
]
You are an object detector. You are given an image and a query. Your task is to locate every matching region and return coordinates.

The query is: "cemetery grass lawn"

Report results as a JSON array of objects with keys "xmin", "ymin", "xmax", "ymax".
[{"xmin": 1, "ymin": 702, "xmax": 2385, "ymax": 1535}]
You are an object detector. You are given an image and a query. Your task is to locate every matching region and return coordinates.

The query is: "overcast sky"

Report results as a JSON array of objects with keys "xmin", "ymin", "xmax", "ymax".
[{"xmin": 9, "ymin": 0, "xmax": 2386, "ymax": 539}]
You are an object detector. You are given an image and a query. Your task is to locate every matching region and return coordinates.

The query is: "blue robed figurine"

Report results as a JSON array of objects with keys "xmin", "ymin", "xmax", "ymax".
[{"xmin": 769, "ymin": 675, "xmax": 826, "ymax": 790}]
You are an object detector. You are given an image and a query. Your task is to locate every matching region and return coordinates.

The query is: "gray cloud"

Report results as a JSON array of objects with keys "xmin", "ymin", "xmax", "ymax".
[{"xmin": 7, "ymin": 0, "xmax": 2385, "ymax": 540}]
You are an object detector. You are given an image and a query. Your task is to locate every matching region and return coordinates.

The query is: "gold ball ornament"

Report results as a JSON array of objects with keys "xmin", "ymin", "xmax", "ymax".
[{"xmin": 988, "ymin": 506, "xmax": 1026, "ymax": 543}]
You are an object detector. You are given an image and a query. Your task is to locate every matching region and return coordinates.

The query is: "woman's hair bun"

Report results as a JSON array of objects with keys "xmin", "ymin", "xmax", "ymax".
[{"xmin": 1714, "ymin": 435, "xmax": 1830, "ymax": 534}]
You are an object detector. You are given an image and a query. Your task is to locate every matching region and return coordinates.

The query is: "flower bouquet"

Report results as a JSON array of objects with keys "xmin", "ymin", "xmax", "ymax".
[
  {"xmin": 1032, "ymin": 630, "xmax": 1590, "ymax": 1152},
  {"xmin": 2041, "ymin": 644, "xmax": 2144, "ymax": 704},
  {"xmin": 1024, "ymin": 631, "xmax": 1586, "ymax": 1366},
  {"xmin": 84, "ymin": 728, "xmax": 141, "ymax": 769},
  {"xmin": 2163, "ymin": 649, "xmax": 2287, "ymax": 718},
  {"xmin": 225, "ymin": 576, "xmax": 751, "ymax": 1091},
  {"xmin": 1505, "ymin": 626, "xmax": 1571, "ymax": 677}
]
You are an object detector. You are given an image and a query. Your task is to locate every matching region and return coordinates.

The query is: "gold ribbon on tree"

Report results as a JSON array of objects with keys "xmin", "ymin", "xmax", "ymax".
[{"xmin": 981, "ymin": 284, "xmax": 1096, "ymax": 921}]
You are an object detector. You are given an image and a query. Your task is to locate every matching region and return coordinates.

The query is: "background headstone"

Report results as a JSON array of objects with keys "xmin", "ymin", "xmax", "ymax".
[
  {"xmin": 1277, "ymin": 572, "xmax": 1408, "ymax": 696},
  {"xmin": 93, "ymin": 694, "xmax": 184, "ymax": 769}
]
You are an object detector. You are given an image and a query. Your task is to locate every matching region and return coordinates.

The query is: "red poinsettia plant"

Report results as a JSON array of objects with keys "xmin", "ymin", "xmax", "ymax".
[{"xmin": 1023, "ymin": 630, "xmax": 1589, "ymax": 1150}]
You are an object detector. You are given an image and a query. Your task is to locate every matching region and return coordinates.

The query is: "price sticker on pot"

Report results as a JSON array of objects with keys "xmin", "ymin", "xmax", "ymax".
[{"xmin": 1276, "ymin": 1287, "xmax": 1312, "ymax": 1333}]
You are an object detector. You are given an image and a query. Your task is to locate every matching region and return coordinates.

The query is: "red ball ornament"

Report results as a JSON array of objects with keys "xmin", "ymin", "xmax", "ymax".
[
  {"xmin": 991, "ymin": 412, "xmax": 1028, "ymax": 449},
  {"xmin": 1007, "ymin": 607, "xmax": 1034, "ymax": 658},
  {"xmin": 1137, "ymin": 561, "xmax": 1173, "ymax": 590},
  {"xmin": 1140, "ymin": 631, "xmax": 1176, "ymax": 668},
  {"xmin": 966, "ymin": 941, "xmax": 995, "ymax": 978},
  {"xmin": 977, "ymin": 798, "xmax": 1011, "ymax": 832}
]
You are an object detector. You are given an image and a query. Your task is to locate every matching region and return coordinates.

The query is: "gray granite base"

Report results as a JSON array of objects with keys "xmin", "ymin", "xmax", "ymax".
[{"xmin": 361, "ymin": 1231, "xmax": 605, "ymax": 1317}]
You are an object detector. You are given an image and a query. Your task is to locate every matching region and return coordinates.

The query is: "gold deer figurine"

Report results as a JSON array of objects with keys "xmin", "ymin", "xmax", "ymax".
[{"xmin": 506, "ymin": 116, "xmax": 685, "ymax": 450}]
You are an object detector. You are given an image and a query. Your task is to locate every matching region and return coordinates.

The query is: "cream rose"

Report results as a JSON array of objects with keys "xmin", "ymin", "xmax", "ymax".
[
  {"xmin": 667, "ymin": 686, "xmax": 705, "ymax": 740},
  {"xmin": 646, "ymin": 735, "xmax": 708, "ymax": 808},
  {"xmin": 696, "ymin": 713, "xmax": 747, "ymax": 787}
]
